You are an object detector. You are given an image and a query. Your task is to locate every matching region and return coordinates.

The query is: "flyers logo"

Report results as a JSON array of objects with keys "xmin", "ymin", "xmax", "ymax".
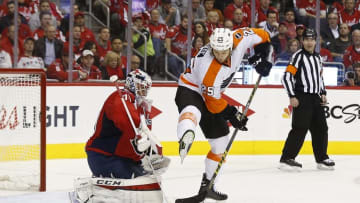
[{"xmin": 282, "ymin": 105, "xmax": 293, "ymax": 119}]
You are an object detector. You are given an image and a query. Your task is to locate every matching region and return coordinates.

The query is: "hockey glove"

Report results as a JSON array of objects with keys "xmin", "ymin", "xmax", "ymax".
[
  {"xmin": 255, "ymin": 59, "xmax": 272, "ymax": 77},
  {"xmin": 220, "ymin": 105, "xmax": 248, "ymax": 131}
]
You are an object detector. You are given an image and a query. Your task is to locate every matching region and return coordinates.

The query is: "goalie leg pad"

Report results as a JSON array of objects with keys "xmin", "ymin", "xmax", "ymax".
[
  {"xmin": 87, "ymin": 151, "xmax": 147, "ymax": 179},
  {"xmin": 74, "ymin": 176, "xmax": 163, "ymax": 203}
]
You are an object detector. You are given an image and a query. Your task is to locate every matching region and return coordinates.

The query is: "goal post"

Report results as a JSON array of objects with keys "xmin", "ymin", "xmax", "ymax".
[{"xmin": 0, "ymin": 68, "xmax": 46, "ymax": 191}]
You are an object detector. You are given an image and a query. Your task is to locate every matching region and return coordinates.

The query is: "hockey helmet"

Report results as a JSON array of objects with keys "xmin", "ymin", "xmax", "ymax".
[
  {"xmin": 125, "ymin": 69, "xmax": 152, "ymax": 98},
  {"xmin": 209, "ymin": 28, "xmax": 233, "ymax": 51},
  {"xmin": 304, "ymin": 28, "xmax": 317, "ymax": 40}
]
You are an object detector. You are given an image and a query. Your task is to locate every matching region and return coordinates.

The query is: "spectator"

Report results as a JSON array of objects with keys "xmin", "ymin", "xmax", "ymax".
[
  {"xmin": 33, "ymin": 11, "xmax": 65, "ymax": 42},
  {"xmin": 194, "ymin": 21, "xmax": 209, "ymax": 44},
  {"xmin": 191, "ymin": 35, "xmax": 204, "ymax": 56},
  {"xmin": 191, "ymin": 0, "xmax": 207, "ymax": 22},
  {"xmin": 258, "ymin": 10, "xmax": 278, "ymax": 38},
  {"xmin": 0, "ymin": 24, "xmax": 24, "ymax": 63},
  {"xmin": 17, "ymin": 37, "xmax": 45, "ymax": 70},
  {"xmin": 271, "ymin": 22, "xmax": 289, "ymax": 56},
  {"xmin": 256, "ymin": 0, "xmax": 278, "ymax": 25},
  {"xmin": 0, "ymin": 1, "xmax": 27, "ymax": 33},
  {"xmin": 224, "ymin": 0, "xmax": 251, "ymax": 25},
  {"xmin": 276, "ymin": 38, "xmax": 301, "ymax": 61},
  {"xmin": 132, "ymin": 14, "xmax": 156, "ymax": 75},
  {"xmin": 321, "ymin": 12, "xmax": 339, "ymax": 47},
  {"xmin": 320, "ymin": 36, "xmax": 334, "ymax": 62},
  {"xmin": 283, "ymin": 9, "xmax": 297, "ymax": 39},
  {"xmin": 343, "ymin": 29, "xmax": 360, "ymax": 69},
  {"xmin": 0, "ymin": 45, "xmax": 12, "ymax": 68},
  {"xmin": 148, "ymin": 9, "xmax": 168, "ymax": 58},
  {"xmin": 339, "ymin": 0, "xmax": 360, "ymax": 27},
  {"xmin": 298, "ymin": 0, "xmax": 326, "ymax": 23},
  {"xmin": 295, "ymin": 24, "xmax": 306, "ymax": 44},
  {"xmin": 78, "ymin": 50, "xmax": 102, "ymax": 80},
  {"xmin": 17, "ymin": 0, "xmax": 32, "ymax": 21},
  {"xmin": 74, "ymin": 11, "xmax": 96, "ymax": 43},
  {"xmin": 110, "ymin": 37, "xmax": 126, "ymax": 61},
  {"xmin": 81, "ymin": 41, "xmax": 101, "ymax": 68},
  {"xmin": 159, "ymin": 0, "xmax": 181, "ymax": 27},
  {"xmin": 34, "ymin": 25, "xmax": 63, "ymax": 67},
  {"xmin": 96, "ymin": 27, "xmax": 111, "ymax": 59},
  {"xmin": 146, "ymin": 0, "xmax": 160, "ymax": 12},
  {"xmin": 331, "ymin": 0, "xmax": 345, "ymax": 14},
  {"xmin": 328, "ymin": 23, "xmax": 351, "ymax": 62},
  {"xmin": 232, "ymin": 8, "xmax": 248, "ymax": 29},
  {"xmin": 223, "ymin": 19, "xmax": 234, "ymax": 30},
  {"xmin": 131, "ymin": 55, "xmax": 141, "ymax": 71},
  {"xmin": 29, "ymin": 0, "xmax": 63, "ymax": 23},
  {"xmin": 63, "ymin": 25, "xmax": 85, "ymax": 60},
  {"xmin": 28, "ymin": 0, "xmax": 57, "ymax": 31},
  {"xmin": 100, "ymin": 51, "xmax": 126, "ymax": 80},
  {"xmin": 1, "ymin": 13, "xmax": 32, "ymax": 40},
  {"xmin": 203, "ymin": 0, "xmax": 224, "ymax": 24},
  {"xmin": 205, "ymin": 10, "xmax": 221, "ymax": 36},
  {"xmin": 47, "ymin": 44, "xmax": 87, "ymax": 81},
  {"xmin": 59, "ymin": 3, "xmax": 80, "ymax": 35},
  {"xmin": 343, "ymin": 62, "xmax": 360, "ymax": 86},
  {"xmin": 166, "ymin": 15, "xmax": 191, "ymax": 78}
]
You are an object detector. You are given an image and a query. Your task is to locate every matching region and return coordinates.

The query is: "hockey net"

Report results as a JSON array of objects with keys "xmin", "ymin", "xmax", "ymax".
[{"xmin": 0, "ymin": 69, "xmax": 46, "ymax": 191}]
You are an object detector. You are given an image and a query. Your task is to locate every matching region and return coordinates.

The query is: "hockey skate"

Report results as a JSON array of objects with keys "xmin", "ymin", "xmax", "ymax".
[
  {"xmin": 317, "ymin": 158, "xmax": 335, "ymax": 170},
  {"xmin": 278, "ymin": 159, "xmax": 302, "ymax": 172},
  {"xmin": 179, "ymin": 130, "xmax": 195, "ymax": 163},
  {"xmin": 198, "ymin": 173, "xmax": 227, "ymax": 202}
]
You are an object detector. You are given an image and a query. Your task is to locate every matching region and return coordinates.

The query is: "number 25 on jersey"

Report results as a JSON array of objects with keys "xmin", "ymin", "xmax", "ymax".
[{"xmin": 201, "ymin": 84, "xmax": 214, "ymax": 96}]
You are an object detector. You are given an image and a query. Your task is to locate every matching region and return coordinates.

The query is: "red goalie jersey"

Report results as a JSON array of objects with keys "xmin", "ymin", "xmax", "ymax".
[{"xmin": 86, "ymin": 89, "xmax": 152, "ymax": 162}]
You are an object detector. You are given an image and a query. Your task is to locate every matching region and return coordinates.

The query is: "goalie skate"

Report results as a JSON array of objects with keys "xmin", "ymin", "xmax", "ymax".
[{"xmin": 179, "ymin": 130, "xmax": 195, "ymax": 163}]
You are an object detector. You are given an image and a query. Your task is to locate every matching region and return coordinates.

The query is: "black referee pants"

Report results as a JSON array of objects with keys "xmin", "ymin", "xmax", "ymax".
[{"xmin": 281, "ymin": 93, "xmax": 329, "ymax": 163}]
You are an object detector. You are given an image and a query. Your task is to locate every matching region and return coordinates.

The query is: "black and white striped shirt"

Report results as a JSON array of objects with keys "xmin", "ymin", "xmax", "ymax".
[{"xmin": 282, "ymin": 49, "xmax": 327, "ymax": 97}]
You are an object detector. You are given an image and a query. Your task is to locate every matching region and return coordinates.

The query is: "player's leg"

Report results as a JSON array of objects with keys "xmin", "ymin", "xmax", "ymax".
[
  {"xmin": 279, "ymin": 93, "xmax": 312, "ymax": 171},
  {"xmin": 309, "ymin": 96, "xmax": 334, "ymax": 170},
  {"xmin": 175, "ymin": 86, "xmax": 204, "ymax": 162},
  {"xmin": 199, "ymin": 112, "xmax": 230, "ymax": 200}
]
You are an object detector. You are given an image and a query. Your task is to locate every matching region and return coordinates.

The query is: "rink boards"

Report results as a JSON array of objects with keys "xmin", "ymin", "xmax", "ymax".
[{"xmin": 3, "ymin": 82, "xmax": 359, "ymax": 159}]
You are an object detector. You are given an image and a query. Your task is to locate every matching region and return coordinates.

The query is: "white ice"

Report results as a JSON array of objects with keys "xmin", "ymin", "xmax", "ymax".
[{"xmin": 0, "ymin": 155, "xmax": 359, "ymax": 203}]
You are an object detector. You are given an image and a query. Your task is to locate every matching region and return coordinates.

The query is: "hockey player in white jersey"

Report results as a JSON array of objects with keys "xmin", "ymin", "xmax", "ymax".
[{"xmin": 175, "ymin": 28, "xmax": 272, "ymax": 201}]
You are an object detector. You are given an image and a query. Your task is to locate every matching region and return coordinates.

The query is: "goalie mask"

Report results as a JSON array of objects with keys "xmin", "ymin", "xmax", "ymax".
[{"xmin": 125, "ymin": 69, "xmax": 152, "ymax": 99}]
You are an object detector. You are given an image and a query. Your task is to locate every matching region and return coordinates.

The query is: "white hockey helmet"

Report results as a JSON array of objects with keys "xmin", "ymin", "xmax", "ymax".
[
  {"xmin": 209, "ymin": 28, "xmax": 233, "ymax": 51},
  {"xmin": 125, "ymin": 69, "xmax": 152, "ymax": 97}
]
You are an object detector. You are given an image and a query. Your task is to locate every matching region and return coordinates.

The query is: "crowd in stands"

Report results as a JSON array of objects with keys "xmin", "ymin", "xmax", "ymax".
[{"xmin": 0, "ymin": 0, "xmax": 359, "ymax": 86}]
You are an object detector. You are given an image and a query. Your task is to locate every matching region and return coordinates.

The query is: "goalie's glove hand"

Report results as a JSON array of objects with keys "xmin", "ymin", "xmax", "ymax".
[{"xmin": 220, "ymin": 105, "xmax": 248, "ymax": 131}]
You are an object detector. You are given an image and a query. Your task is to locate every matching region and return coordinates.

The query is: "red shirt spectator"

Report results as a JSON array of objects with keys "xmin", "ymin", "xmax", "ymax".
[
  {"xmin": 78, "ymin": 50, "xmax": 102, "ymax": 80},
  {"xmin": 47, "ymin": 59, "xmax": 85, "ymax": 81},
  {"xmin": 343, "ymin": 45, "xmax": 360, "ymax": 69},
  {"xmin": 74, "ymin": 12, "xmax": 96, "ymax": 43},
  {"xmin": 1, "ymin": 23, "xmax": 32, "ymax": 40},
  {"xmin": 223, "ymin": 0, "xmax": 251, "ymax": 24},
  {"xmin": 0, "ymin": 25, "xmax": 24, "ymax": 63},
  {"xmin": 146, "ymin": 0, "xmax": 160, "ymax": 12},
  {"xmin": 339, "ymin": 1, "xmax": 360, "ymax": 27},
  {"xmin": 332, "ymin": 1, "xmax": 344, "ymax": 13},
  {"xmin": 256, "ymin": 0, "xmax": 278, "ymax": 25},
  {"xmin": 166, "ymin": 23, "xmax": 191, "ymax": 56},
  {"xmin": 96, "ymin": 27, "xmax": 112, "ymax": 58},
  {"xmin": 29, "ymin": 0, "xmax": 63, "ymax": 21},
  {"xmin": 148, "ymin": 21, "xmax": 168, "ymax": 40},
  {"xmin": 298, "ymin": 0, "xmax": 326, "ymax": 17},
  {"xmin": 320, "ymin": 48, "xmax": 334, "ymax": 62}
]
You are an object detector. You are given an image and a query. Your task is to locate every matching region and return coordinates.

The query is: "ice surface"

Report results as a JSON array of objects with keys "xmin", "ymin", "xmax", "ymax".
[{"xmin": 0, "ymin": 155, "xmax": 359, "ymax": 203}]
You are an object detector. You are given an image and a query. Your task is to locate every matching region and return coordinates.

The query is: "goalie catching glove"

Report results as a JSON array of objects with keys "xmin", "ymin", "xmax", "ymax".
[{"xmin": 220, "ymin": 105, "xmax": 248, "ymax": 131}]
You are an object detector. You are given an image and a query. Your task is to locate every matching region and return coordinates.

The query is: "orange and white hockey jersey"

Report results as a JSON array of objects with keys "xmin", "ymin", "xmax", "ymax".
[{"xmin": 179, "ymin": 28, "xmax": 270, "ymax": 114}]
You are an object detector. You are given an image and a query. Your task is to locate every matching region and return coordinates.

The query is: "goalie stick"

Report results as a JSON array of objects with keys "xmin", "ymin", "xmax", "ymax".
[
  {"xmin": 110, "ymin": 75, "xmax": 169, "ymax": 203},
  {"xmin": 175, "ymin": 75, "xmax": 263, "ymax": 203}
]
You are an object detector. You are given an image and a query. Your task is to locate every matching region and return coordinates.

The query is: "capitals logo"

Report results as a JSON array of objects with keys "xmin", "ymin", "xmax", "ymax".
[{"xmin": 282, "ymin": 105, "xmax": 293, "ymax": 119}]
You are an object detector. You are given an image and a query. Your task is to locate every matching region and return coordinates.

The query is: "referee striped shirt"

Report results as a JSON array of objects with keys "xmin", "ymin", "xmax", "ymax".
[{"xmin": 282, "ymin": 49, "xmax": 327, "ymax": 97}]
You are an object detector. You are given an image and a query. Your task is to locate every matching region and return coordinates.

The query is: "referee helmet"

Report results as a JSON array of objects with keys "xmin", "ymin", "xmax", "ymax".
[{"xmin": 304, "ymin": 28, "xmax": 317, "ymax": 39}]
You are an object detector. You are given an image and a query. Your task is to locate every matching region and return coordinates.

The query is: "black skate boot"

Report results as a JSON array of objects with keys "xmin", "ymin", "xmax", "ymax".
[
  {"xmin": 317, "ymin": 158, "xmax": 335, "ymax": 170},
  {"xmin": 198, "ymin": 173, "xmax": 228, "ymax": 201},
  {"xmin": 278, "ymin": 159, "xmax": 302, "ymax": 171}
]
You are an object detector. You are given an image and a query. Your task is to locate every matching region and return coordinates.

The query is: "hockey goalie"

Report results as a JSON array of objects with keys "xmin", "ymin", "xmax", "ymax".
[{"xmin": 71, "ymin": 69, "xmax": 170, "ymax": 203}]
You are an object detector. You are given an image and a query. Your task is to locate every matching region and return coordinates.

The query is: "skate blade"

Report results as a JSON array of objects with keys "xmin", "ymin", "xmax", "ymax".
[
  {"xmin": 278, "ymin": 163, "xmax": 301, "ymax": 172},
  {"xmin": 317, "ymin": 164, "xmax": 335, "ymax": 171}
]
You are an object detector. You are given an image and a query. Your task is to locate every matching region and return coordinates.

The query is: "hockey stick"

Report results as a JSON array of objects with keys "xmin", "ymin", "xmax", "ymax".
[
  {"xmin": 110, "ymin": 75, "xmax": 169, "ymax": 203},
  {"xmin": 175, "ymin": 75, "xmax": 263, "ymax": 203}
]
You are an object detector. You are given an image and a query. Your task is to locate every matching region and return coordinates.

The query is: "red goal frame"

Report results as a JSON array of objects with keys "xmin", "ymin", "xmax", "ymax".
[{"xmin": 0, "ymin": 68, "xmax": 46, "ymax": 191}]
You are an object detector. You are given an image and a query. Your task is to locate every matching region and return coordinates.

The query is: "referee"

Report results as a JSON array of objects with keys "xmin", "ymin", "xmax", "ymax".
[{"xmin": 279, "ymin": 28, "xmax": 335, "ymax": 171}]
